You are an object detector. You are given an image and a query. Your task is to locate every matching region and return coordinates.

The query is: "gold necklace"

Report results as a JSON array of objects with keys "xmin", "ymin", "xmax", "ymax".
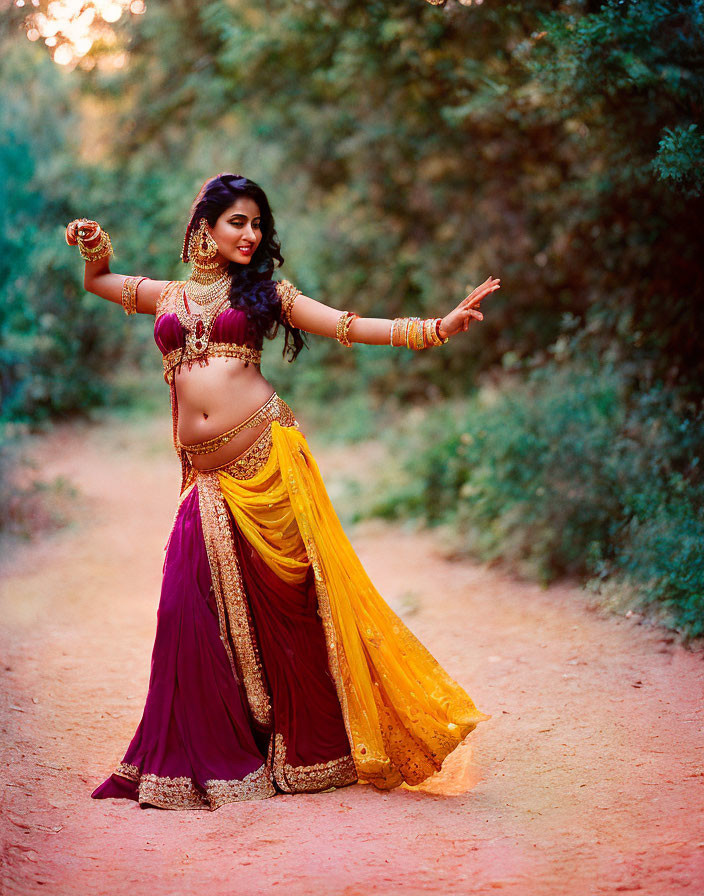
[
  {"xmin": 184, "ymin": 270, "xmax": 231, "ymax": 307},
  {"xmin": 177, "ymin": 285, "xmax": 231, "ymax": 358}
]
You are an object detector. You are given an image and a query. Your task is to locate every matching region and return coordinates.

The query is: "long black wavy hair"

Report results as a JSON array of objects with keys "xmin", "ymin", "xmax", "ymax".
[{"xmin": 182, "ymin": 173, "xmax": 306, "ymax": 362}]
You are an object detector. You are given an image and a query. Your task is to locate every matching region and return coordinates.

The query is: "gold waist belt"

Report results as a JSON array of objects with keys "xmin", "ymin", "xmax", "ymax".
[
  {"xmin": 180, "ymin": 392, "xmax": 284, "ymax": 456},
  {"xmin": 162, "ymin": 342, "xmax": 263, "ymax": 383}
]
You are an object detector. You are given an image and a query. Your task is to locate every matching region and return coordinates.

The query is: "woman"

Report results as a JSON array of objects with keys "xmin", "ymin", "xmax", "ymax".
[{"xmin": 65, "ymin": 172, "xmax": 497, "ymax": 811}]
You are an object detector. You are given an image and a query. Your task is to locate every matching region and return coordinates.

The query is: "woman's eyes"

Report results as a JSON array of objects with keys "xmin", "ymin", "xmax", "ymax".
[{"xmin": 230, "ymin": 220, "xmax": 261, "ymax": 229}]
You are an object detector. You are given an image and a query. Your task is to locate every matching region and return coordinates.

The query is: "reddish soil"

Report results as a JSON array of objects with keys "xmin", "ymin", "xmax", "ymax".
[{"xmin": 1, "ymin": 412, "xmax": 703, "ymax": 896}]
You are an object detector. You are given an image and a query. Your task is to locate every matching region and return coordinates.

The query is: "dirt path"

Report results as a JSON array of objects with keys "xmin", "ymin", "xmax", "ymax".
[{"xmin": 1, "ymin": 412, "xmax": 703, "ymax": 896}]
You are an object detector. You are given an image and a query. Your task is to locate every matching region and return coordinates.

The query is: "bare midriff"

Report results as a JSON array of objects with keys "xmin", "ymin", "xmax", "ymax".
[{"xmin": 174, "ymin": 356, "xmax": 277, "ymax": 471}]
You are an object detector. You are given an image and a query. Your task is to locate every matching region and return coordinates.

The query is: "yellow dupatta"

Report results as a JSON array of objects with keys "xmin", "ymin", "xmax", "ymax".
[{"xmin": 217, "ymin": 421, "xmax": 490, "ymax": 789}]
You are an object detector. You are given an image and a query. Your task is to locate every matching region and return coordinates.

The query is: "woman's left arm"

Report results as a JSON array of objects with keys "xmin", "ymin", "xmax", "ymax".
[{"xmin": 287, "ymin": 277, "xmax": 500, "ymax": 345}]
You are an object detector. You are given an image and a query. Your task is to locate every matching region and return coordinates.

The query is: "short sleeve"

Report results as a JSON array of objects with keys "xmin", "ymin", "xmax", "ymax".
[
  {"xmin": 275, "ymin": 279, "xmax": 302, "ymax": 327},
  {"xmin": 156, "ymin": 280, "xmax": 183, "ymax": 319}
]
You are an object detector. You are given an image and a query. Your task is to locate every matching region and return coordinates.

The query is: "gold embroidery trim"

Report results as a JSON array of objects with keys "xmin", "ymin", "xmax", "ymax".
[
  {"xmin": 193, "ymin": 396, "xmax": 299, "ymax": 479},
  {"xmin": 115, "ymin": 762, "xmax": 140, "ymax": 782},
  {"xmin": 268, "ymin": 732, "xmax": 357, "ymax": 794},
  {"xmin": 163, "ymin": 343, "xmax": 262, "ymax": 384},
  {"xmin": 155, "ymin": 279, "xmax": 183, "ymax": 319},
  {"xmin": 196, "ymin": 470, "xmax": 273, "ymax": 729},
  {"xmin": 114, "ymin": 763, "xmax": 276, "ymax": 809},
  {"xmin": 180, "ymin": 391, "xmax": 280, "ymax": 455},
  {"xmin": 275, "ymin": 279, "xmax": 302, "ymax": 326},
  {"xmin": 202, "ymin": 427, "xmax": 276, "ymax": 478}
]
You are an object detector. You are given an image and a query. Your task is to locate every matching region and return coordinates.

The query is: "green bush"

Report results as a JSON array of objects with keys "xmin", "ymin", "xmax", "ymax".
[{"xmin": 372, "ymin": 363, "xmax": 704, "ymax": 638}]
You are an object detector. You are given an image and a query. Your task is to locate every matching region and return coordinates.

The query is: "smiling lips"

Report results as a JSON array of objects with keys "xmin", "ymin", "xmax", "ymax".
[{"xmin": 237, "ymin": 245, "xmax": 253, "ymax": 256}]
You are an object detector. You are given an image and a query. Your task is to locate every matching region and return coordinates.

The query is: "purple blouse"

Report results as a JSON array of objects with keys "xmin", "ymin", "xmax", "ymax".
[{"xmin": 154, "ymin": 306, "xmax": 262, "ymax": 356}]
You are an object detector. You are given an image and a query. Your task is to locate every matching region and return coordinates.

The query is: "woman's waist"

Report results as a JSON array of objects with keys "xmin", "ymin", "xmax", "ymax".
[
  {"xmin": 178, "ymin": 389, "xmax": 277, "ymax": 447},
  {"xmin": 174, "ymin": 360, "xmax": 272, "ymax": 422},
  {"xmin": 179, "ymin": 391, "xmax": 299, "ymax": 473}
]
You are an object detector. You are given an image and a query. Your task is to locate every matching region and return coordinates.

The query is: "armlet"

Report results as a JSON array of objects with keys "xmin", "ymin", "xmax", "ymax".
[{"xmin": 275, "ymin": 279, "xmax": 302, "ymax": 327}]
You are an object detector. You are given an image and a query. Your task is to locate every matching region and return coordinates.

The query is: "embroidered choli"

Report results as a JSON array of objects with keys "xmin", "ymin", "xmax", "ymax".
[
  {"xmin": 154, "ymin": 279, "xmax": 301, "ymax": 385},
  {"xmin": 154, "ymin": 278, "xmax": 302, "ymax": 493}
]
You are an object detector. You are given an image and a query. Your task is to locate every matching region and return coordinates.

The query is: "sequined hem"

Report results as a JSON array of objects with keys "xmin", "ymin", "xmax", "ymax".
[
  {"xmin": 268, "ymin": 732, "xmax": 358, "ymax": 794},
  {"xmin": 114, "ymin": 762, "xmax": 276, "ymax": 809}
]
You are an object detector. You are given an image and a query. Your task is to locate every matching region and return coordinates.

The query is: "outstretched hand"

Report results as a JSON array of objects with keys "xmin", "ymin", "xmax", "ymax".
[
  {"xmin": 65, "ymin": 219, "xmax": 101, "ymax": 247},
  {"xmin": 439, "ymin": 277, "xmax": 500, "ymax": 339}
]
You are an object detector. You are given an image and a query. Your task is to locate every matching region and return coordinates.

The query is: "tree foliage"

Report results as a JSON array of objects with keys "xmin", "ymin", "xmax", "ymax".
[
  {"xmin": 4, "ymin": 0, "xmax": 702, "ymax": 415},
  {"xmin": 2, "ymin": 0, "xmax": 703, "ymax": 626}
]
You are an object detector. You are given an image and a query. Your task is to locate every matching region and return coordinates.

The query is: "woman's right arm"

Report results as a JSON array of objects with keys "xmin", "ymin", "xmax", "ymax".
[{"xmin": 65, "ymin": 219, "xmax": 169, "ymax": 316}]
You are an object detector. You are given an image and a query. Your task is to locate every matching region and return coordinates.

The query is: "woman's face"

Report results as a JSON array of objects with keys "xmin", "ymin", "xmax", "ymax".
[{"xmin": 208, "ymin": 196, "xmax": 263, "ymax": 265}]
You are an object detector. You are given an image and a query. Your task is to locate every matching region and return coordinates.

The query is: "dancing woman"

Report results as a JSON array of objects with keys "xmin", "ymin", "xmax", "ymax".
[{"xmin": 65, "ymin": 173, "xmax": 497, "ymax": 810}]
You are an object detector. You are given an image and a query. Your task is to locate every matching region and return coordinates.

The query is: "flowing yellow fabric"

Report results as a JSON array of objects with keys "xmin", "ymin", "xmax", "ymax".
[{"xmin": 218, "ymin": 421, "xmax": 490, "ymax": 790}]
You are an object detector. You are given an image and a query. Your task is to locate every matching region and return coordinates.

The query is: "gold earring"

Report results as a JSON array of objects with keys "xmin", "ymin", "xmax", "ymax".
[
  {"xmin": 190, "ymin": 218, "xmax": 219, "ymax": 261},
  {"xmin": 188, "ymin": 219, "xmax": 224, "ymax": 280}
]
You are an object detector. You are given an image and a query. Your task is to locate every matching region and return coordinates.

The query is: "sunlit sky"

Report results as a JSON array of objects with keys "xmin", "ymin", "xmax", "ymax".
[{"xmin": 17, "ymin": 0, "xmax": 146, "ymax": 68}]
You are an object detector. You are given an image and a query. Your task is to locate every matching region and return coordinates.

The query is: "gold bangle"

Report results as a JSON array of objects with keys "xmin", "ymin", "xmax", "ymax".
[
  {"xmin": 77, "ymin": 229, "xmax": 105, "ymax": 255},
  {"xmin": 390, "ymin": 318, "xmax": 403, "ymax": 347},
  {"xmin": 405, "ymin": 318, "xmax": 416, "ymax": 350},
  {"xmin": 335, "ymin": 310, "xmax": 358, "ymax": 347},
  {"xmin": 399, "ymin": 318, "xmax": 410, "ymax": 347},
  {"xmin": 432, "ymin": 318, "xmax": 449, "ymax": 346},
  {"xmin": 423, "ymin": 318, "xmax": 434, "ymax": 348},
  {"xmin": 391, "ymin": 316, "xmax": 447, "ymax": 349},
  {"xmin": 342, "ymin": 312, "xmax": 359, "ymax": 346},
  {"xmin": 390, "ymin": 316, "xmax": 427, "ymax": 349},
  {"xmin": 404, "ymin": 317, "xmax": 416, "ymax": 349},
  {"xmin": 408, "ymin": 317, "xmax": 424, "ymax": 350},
  {"xmin": 422, "ymin": 318, "xmax": 447, "ymax": 348},
  {"xmin": 78, "ymin": 230, "xmax": 113, "ymax": 262},
  {"xmin": 391, "ymin": 316, "xmax": 449, "ymax": 349},
  {"xmin": 416, "ymin": 319, "xmax": 426, "ymax": 350},
  {"xmin": 121, "ymin": 276, "xmax": 148, "ymax": 316}
]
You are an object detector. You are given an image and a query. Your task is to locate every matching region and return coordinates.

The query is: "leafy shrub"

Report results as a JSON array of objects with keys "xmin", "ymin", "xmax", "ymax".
[{"xmin": 372, "ymin": 363, "xmax": 704, "ymax": 638}]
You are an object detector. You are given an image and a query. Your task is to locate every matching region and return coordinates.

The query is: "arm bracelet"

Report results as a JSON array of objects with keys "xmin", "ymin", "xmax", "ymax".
[
  {"xmin": 336, "ymin": 310, "xmax": 359, "ymax": 347},
  {"xmin": 390, "ymin": 317, "xmax": 448, "ymax": 349},
  {"xmin": 121, "ymin": 276, "xmax": 148, "ymax": 316},
  {"xmin": 77, "ymin": 229, "xmax": 114, "ymax": 262}
]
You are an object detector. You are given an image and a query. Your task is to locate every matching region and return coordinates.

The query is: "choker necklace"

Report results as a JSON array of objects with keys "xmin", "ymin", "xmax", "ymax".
[{"xmin": 184, "ymin": 269, "xmax": 231, "ymax": 308}]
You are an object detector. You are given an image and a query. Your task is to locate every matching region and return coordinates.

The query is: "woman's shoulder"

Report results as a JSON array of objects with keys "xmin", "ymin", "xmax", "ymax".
[
  {"xmin": 273, "ymin": 277, "xmax": 300, "ymax": 294},
  {"xmin": 274, "ymin": 279, "xmax": 302, "ymax": 325},
  {"xmin": 156, "ymin": 280, "xmax": 186, "ymax": 318}
]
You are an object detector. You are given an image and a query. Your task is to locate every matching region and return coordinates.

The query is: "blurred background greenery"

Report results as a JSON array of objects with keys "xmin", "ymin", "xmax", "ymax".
[{"xmin": 1, "ymin": 0, "xmax": 702, "ymax": 636}]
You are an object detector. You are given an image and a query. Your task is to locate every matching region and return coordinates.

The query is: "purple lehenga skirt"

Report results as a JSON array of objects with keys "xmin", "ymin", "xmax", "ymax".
[{"xmin": 91, "ymin": 401, "xmax": 357, "ymax": 810}]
